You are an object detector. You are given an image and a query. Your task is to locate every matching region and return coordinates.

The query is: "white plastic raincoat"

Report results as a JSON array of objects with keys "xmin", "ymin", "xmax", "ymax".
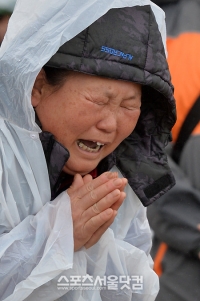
[{"xmin": 0, "ymin": 0, "xmax": 164, "ymax": 300}]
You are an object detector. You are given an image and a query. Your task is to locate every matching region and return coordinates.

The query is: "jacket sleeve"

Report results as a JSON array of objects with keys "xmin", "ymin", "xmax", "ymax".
[{"xmin": 147, "ymin": 155, "xmax": 200, "ymax": 256}]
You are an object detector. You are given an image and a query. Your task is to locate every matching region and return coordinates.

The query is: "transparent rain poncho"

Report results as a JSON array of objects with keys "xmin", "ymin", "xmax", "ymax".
[{"xmin": 0, "ymin": 0, "xmax": 165, "ymax": 300}]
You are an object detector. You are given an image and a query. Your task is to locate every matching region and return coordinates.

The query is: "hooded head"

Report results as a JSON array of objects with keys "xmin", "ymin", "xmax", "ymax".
[{"xmin": 39, "ymin": 5, "xmax": 176, "ymax": 206}]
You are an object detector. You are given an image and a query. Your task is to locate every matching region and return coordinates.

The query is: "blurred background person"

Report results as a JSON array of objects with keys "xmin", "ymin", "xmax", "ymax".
[
  {"xmin": 0, "ymin": 0, "xmax": 16, "ymax": 44},
  {"xmin": 148, "ymin": 0, "xmax": 200, "ymax": 301}
]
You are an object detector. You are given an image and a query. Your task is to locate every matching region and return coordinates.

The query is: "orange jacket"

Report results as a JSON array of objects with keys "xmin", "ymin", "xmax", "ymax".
[{"xmin": 158, "ymin": 0, "xmax": 200, "ymax": 141}]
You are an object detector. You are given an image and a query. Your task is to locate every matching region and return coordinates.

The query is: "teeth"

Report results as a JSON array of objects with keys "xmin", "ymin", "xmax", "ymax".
[{"xmin": 77, "ymin": 141, "xmax": 104, "ymax": 153}]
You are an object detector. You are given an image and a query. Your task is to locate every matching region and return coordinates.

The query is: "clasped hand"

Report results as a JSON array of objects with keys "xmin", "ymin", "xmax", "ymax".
[{"xmin": 67, "ymin": 172, "xmax": 127, "ymax": 251}]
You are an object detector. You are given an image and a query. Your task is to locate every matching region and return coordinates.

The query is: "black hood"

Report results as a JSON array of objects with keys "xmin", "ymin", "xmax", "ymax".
[
  {"xmin": 152, "ymin": 0, "xmax": 179, "ymax": 5},
  {"xmin": 45, "ymin": 5, "xmax": 176, "ymax": 206}
]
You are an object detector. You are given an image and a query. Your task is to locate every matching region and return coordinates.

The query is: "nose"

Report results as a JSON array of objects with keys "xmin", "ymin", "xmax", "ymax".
[{"xmin": 96, "ymin": 110, "xmax": 117, "ymax": 133}]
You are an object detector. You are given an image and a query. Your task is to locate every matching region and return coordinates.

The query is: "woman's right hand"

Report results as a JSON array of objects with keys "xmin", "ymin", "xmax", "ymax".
[{"xmin": 67, "ymin": 172, "xmax": 127, "ymax": 251}]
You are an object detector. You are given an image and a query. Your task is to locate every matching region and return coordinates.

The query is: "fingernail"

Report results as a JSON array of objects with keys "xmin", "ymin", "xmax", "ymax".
[
  {"xmin": 111, "ymin": 189, "xmax": 120, "ymax": 197},
  {"xmin": 124, "ymin": 178, "xmax": 128, "ymax": 185},
  {"xmin": 114, "ymin": 210, "xmax": 118, "ymax": 216},
  {"xmin": 106, "ymin": 208, "xmax": 113, "ymax": 215},
  {"xmin": 105, "ymin": 172, "xmax": 117, "ymax": 179},
  {"xmin": 113, "ymin": 178, "xmax": 122, "ymax": 186},
  {"xmin": 105, "ymin": 172, "xmax": 112, "ymax": 179}
]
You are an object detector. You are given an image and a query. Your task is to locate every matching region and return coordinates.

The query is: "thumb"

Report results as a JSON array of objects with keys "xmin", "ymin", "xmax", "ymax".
[{"xmin": 67, "ymin": 174, "xmax": 84, "ymax": 194}]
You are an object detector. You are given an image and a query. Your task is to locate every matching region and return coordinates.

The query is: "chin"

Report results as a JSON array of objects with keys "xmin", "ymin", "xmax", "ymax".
[{"xmin": 63, "ymin": 164, "xmax": 97, "ymax": 176}]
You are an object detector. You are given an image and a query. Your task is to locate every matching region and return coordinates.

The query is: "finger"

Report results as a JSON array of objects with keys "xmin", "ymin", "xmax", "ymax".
[
  {"xmin": 197, "ymin": 224, "xmax": 200, "ymax": 231},
  {"xmin": 67, "ymin": 174, "xmax": 84, "ymax": 192},
  {"xmin": 82, "ymin": 172, "xmax": 119, "ymax": 198},
  {"xmin": 85, "ymin": 210, "xmax": 117, "ymax": 249},
  {"xmin": 67, "ymin": 174, "xmax": 93, "ymax": 199},
  {"xmin": 68, "ymin": 172, "xmax": 126, "ymax": 210},
  {"xmin": 110, "ymin": 191, "xmax": 126, "ymax": 211},
  {"xmin": 83, "ymin": 207, "xmax": 114, "ymax": 237},
  {"xmin": 83, "ymin": 189, "xmax": 121, "ymax": 220},
  {"xmin": 82, "ymin": 174, "xmax": 93, "ymax": 185},
  {"xmin": 119, "ymin": 178, "xmax": 128, "ymax": 192},
  {"xmin": 67, "ymin": 171, "xmax": 116, "ymax": 199},
  {"xmin": 82, "ymin": 177, "xmax": 126, "ymax": 210}
]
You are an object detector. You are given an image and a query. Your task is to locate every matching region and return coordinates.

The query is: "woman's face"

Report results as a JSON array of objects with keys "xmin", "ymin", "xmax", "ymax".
[{"xmin": 32, "ymin": 71, "xmax": 141, "ymax": 175}]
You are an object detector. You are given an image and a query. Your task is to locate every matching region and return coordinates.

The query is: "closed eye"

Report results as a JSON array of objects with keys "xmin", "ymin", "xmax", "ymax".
[
  {"xmin": 85, "ymin": 96, "xmax": 109, "ymax": 106},
  {"xmin": 121, "ymin": 104, "xmax": 141, "ymax": 111},
  {"xmin": 121, "ymin": 99, "xmax": 141, "ymax": 111},
  {"xmin": 121, "ymin": 105, "xmax": 139, "ymax": 111}
]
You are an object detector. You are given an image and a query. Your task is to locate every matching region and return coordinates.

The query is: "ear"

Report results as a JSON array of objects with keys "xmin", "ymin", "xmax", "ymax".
[{"xmin": 31, "ymin": 69, "xmax": 47, "ymax": 107}]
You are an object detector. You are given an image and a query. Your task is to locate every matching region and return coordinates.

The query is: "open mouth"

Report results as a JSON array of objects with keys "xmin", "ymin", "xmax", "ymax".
[{"xmin": 77, "ymin": 139, "xmax": 104, "ymax": 153}]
